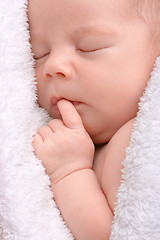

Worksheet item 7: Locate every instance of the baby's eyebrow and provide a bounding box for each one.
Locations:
[73,24,116,36]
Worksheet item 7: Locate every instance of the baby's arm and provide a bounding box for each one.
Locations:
[101,118,135,212]
[53,168,113,240]
[33,100,113,240]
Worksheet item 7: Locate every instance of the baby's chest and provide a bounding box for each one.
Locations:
[93,144,122,213]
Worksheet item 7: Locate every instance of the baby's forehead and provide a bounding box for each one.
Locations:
[28,0,159,34]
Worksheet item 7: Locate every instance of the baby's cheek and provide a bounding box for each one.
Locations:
[35,78,48,108]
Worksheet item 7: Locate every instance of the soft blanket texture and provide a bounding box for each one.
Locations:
[0,1,160,240]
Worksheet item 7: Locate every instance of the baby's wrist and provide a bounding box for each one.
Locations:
[50,167,93,188]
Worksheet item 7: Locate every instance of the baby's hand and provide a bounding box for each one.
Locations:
[33,99,95,185]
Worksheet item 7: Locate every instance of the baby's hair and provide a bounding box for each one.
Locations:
[129,0,160,21]
[129,0,160,40]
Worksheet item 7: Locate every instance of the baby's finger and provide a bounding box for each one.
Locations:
[37,126,53,141]
[48,119,64,132]
[32,133,43,147]
[57,99,84,129]
[32,134,44,159]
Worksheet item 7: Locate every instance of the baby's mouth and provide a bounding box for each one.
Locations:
[51,96,81,115]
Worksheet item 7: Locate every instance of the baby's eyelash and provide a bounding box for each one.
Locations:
[79,48,99,53]
[77,47,106,54]
[34,52,49,60]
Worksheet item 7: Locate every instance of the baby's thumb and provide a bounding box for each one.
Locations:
[57,99,84,129]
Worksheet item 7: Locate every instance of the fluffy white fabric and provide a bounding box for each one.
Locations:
[110,57,160,239]
[0,1,73,239]
[0,0,160,240]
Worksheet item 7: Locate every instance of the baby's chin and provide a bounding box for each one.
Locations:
[84,124,112,145]
[90,133,110,145]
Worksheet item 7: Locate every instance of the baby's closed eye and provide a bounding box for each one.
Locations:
[34,52,50,60]
[76,36,112,54]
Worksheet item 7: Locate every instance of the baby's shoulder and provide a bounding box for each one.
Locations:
[101,118,135,212]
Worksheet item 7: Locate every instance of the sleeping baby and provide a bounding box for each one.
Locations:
[28,0,160,239]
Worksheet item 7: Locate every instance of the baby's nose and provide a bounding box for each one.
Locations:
[43,52,74,80]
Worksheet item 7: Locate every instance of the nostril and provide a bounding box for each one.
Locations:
[46,72,66,78]
[56,72,66,77]
[45,73,52,78]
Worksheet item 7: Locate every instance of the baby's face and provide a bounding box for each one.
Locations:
[28,0,159,144]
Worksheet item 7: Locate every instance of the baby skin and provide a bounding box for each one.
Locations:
[28,0,160,239]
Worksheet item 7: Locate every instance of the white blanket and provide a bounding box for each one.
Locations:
[0,1,160,239]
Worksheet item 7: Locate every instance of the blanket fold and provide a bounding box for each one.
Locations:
[0,1,160,239]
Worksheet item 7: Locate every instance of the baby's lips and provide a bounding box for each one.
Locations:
[51,96,81,106]
[51,97,61,115]
[71,101,81,106]
[51,96,60,105]
[51,97,82,116]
